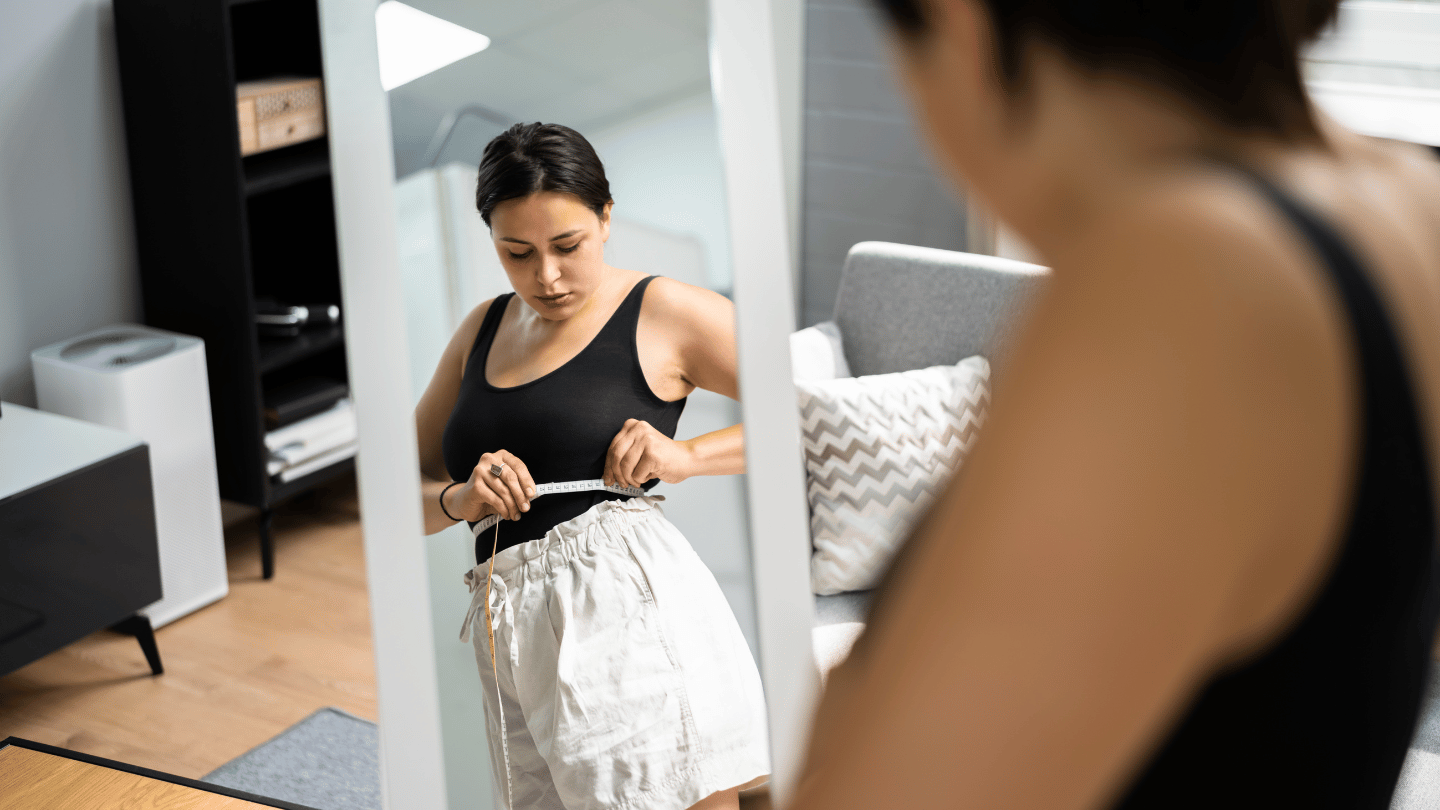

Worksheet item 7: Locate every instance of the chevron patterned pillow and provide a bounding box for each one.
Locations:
[798,356,990,595]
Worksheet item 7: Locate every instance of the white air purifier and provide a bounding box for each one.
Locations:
[32,324,228,628]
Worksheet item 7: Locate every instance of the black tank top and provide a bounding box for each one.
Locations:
[441,276,687,563]
[1114,169,1439,808]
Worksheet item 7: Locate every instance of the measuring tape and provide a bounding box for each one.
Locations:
[468,478,650,537]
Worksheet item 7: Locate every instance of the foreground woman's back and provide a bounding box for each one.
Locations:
[1110,155,1440,808]
[793,1,1440,808]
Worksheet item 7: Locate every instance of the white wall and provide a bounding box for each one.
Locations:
[0,0,139,407]
[587,93,733,292]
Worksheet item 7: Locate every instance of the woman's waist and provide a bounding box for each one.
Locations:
[474,490,640,562]
[475,494,668,574]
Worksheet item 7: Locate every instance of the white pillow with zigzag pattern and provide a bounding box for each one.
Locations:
[797,356,990,595]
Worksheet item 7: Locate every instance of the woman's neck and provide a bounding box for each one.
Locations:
[516,264,626,331]
[981,48,1310,261]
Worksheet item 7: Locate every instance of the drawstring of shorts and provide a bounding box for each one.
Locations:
[486,520,513,810]
[460,521,514,810]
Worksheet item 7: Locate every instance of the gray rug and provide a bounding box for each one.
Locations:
[203,707,380,810]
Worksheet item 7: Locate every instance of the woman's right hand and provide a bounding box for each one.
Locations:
[447,450,537,522]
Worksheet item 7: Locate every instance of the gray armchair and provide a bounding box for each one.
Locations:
[812,241,1049,634]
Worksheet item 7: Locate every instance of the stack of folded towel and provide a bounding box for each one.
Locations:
[265,398,358,482]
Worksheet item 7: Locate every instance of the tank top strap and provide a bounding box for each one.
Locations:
[468,292,515,364]
[613,275,658,329]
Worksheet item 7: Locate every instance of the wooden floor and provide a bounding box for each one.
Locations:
[0,477,374,780]
[0,746,275,810]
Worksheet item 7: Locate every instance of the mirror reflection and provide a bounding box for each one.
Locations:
[384,2,770,807]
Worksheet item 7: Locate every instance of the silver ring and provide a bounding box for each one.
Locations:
[490,462,507,479]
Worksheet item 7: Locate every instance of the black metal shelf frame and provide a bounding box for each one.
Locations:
[114,0,351,581]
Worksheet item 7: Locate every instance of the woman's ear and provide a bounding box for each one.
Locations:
[600,201,613,243]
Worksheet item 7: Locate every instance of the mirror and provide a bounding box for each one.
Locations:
[319,0,792,807]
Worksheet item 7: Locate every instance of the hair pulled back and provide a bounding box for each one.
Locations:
[872,0,1342,134]
[475,122,612,227]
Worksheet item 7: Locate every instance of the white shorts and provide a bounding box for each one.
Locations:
[461,496,770,810]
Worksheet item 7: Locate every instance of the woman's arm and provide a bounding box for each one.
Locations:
[414,298,537,534]
[414,299,489,535]
[606,278,746,488]
[793,196,1356,809]
[604,420,744,488]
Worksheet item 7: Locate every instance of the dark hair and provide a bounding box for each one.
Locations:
[474,122,612,226]
[871,0,1342,134]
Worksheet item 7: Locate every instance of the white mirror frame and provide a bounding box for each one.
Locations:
[319,1,448,808]
[320,0,817,805]
[711,0,820,804]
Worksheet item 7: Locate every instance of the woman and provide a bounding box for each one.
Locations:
[797,2,1440,809]
[415,123,768,810]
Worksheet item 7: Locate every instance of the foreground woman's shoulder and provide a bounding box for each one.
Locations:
[1064,172,1318,300]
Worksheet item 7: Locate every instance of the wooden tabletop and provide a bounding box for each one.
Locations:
[0,742,304,810]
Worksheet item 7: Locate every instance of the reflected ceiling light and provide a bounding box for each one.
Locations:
[375,1,490,91]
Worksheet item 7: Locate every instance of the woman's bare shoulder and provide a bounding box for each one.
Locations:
[1372,138,1440,233]
[1064,169,1337,312]
[638,276,734,334]
[643,275,731,309]
[1356,131,1440,185]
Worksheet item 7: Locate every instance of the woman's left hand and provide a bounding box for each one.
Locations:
[605,418,695,489]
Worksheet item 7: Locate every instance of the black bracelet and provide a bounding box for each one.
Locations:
[439,481,464,522]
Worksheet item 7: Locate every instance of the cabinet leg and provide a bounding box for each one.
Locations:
[259,507,275,580]
[112,615,164,676]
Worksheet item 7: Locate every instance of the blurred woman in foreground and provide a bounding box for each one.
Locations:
[796,2,1440,808]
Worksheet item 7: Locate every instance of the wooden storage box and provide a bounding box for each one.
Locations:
[236,77,325,156]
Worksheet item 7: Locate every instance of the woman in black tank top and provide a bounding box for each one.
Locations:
[413,124,764,810]
[442,275,687,562]
[791,3,1440,810]
[412,127,745,559]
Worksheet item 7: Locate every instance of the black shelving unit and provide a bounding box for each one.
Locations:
[113,0,353,579]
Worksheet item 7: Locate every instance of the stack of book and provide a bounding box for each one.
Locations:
[265,398,357,483]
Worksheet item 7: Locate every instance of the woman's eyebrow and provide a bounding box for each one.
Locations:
[498,229,582,245]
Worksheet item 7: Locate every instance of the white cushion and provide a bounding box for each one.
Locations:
[798,356,990,595]
[813,622,865,686]
[790,321,852,381]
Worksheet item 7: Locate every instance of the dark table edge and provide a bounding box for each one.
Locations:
[0,737,324,810]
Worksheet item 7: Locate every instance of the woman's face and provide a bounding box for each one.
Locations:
[489,191,612,321]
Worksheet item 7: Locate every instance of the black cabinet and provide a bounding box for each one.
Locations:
[0,405,163,677]
[112,0,354,578]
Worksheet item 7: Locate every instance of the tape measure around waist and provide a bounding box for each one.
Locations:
[469,479,650,537]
